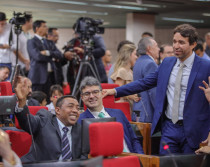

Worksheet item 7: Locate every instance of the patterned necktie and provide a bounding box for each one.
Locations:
[172,63,185,124]
[98,112,105,118]
[61,127,72,160]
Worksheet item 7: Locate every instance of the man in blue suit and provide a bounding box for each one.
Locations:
[27,20,62,97]
[133,37,159,122]
[104,24,210,155]
[78,76,144,154]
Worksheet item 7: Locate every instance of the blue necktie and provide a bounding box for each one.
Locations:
[61,127,72,160]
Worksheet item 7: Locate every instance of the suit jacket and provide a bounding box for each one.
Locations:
[15,106,87,162]
[27,36,62,85]
[133,55,157,122]
[77,108,144,154]
[116,55,210,148]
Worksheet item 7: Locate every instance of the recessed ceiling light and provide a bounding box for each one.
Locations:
[38,0,88,5]
[93,3,147,10]
[203,13,210,16]
[162,17,204,23]
[117,1,161,8]
[57,9,108,15]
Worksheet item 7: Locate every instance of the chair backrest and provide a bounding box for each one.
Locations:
[89,122,141,167]
[6,130,32,157]
[15,106,48,129]
[0,82,13,95]
[89,122,124,157]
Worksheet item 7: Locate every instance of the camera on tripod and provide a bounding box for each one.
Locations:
[74,17,104,42]
[9,12,26,26]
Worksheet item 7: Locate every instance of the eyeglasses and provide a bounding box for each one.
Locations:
[81,90,101,98]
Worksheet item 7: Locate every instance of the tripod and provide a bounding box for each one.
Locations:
[10,24,22,84]
[71,46,101,97]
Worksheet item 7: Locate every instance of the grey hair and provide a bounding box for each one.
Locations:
[80,76,102,92]
[137,37,153,56]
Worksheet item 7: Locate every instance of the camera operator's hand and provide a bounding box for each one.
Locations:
[24,59,30,71]
[74,47,84,54]
[64,51,75,60]
[0,44,10,49]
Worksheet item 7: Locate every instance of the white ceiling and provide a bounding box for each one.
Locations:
[1,0,210,28]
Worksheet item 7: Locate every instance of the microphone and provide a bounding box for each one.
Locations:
[26,113,38,161]
[162,141,178,167]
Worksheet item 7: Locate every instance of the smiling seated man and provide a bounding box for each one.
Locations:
[14,76,87,162]
[78,76,144,154]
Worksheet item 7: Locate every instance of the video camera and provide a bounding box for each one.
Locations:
[74,17,104,42]
[9,12,26,26]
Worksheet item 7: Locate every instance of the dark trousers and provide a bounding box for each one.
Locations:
[32,72,55,103]
[159,119,198,155]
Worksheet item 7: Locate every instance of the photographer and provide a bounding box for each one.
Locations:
[0,12,31,80]
[18,13,33,76]
[64,20,107,90]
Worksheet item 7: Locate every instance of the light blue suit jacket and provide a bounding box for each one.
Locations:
[78,108,144,154]
[115,55,210,148]
[133,55,158,122]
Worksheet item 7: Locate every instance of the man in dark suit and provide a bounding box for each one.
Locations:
[27,20,62,97]
[77,76,144,154]
[133,37,159,122]
[14,77,87,162]
[104,24,210,155]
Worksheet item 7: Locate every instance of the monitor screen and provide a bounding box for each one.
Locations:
[0,95,16,115]
[22,156,103,167]
[81,117,116,155]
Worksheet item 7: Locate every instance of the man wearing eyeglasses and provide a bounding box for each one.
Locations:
[78,76,144,154]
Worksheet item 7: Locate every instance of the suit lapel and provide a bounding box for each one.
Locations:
[51,116,62,139]
[185,55,201,101]
[85,109,95,118]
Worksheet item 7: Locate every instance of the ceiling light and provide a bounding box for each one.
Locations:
[57,9,87,14]
[38,0,88,5]
[57,9,108,15]
[203,13,210,16]
[193,0,210,1]
[93,4,147,11]
[117,1,161,8]
[162,17,204,23]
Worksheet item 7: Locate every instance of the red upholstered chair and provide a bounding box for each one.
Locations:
[15,106,48,129]
[63,83,71,95]
[6,130,32,157]
[0,82,13,95]
[89,122,141,167]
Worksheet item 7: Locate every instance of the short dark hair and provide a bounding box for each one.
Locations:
[56,95,77,108]
[194,42,204,52]
[173,24,198,45]
[49,84,64,97]
[117,40,134,53]
[159,44,172,54]
[33,20,46,33]
[31,91,47,104]
[25,14,32,22]
[142,32,153,38]
[48,28,57,35]
[0,66,10,71]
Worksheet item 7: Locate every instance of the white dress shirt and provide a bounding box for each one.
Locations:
[0,23,17,64]
[57,118,72,160]
[88,106,130,152]
[165,52,195,120]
